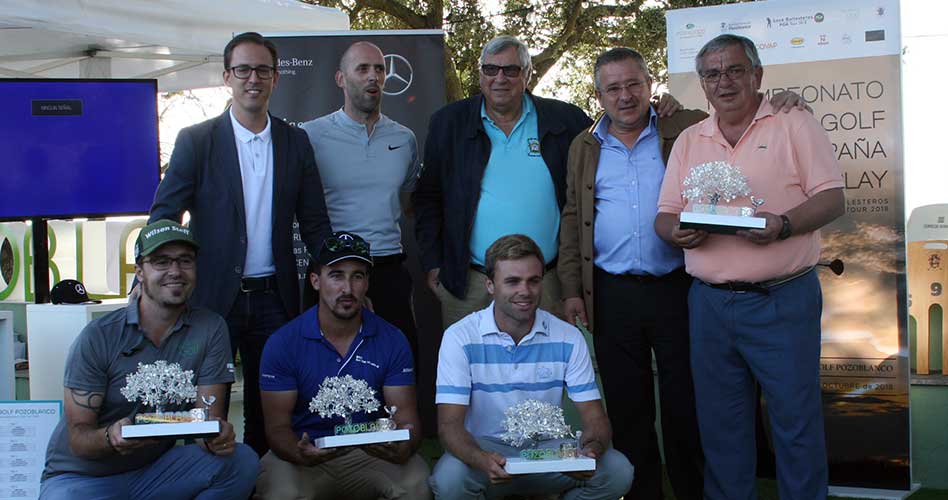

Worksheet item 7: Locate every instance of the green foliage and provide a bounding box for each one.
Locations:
[307,0,750,114]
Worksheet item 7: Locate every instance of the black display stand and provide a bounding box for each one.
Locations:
[31,218,50,304]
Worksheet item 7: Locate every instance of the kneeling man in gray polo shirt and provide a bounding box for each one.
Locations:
[39,220,258,500]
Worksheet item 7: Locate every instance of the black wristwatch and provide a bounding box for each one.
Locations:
[777,214,792,240]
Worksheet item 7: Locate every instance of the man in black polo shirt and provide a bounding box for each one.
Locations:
[39,220,258,499]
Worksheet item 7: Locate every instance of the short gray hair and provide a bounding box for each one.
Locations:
[480,35,533,80]
[695,34,761,73]
[593,47,651,90]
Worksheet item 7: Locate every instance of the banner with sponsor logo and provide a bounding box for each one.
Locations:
[266,31,446,431]
[667,0,909,491]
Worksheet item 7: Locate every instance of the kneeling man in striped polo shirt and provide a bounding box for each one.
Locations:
[429,234,633,499]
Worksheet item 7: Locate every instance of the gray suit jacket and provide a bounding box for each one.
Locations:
[149,109,331,318]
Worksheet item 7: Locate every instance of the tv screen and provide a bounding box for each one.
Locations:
[0,79,160,221]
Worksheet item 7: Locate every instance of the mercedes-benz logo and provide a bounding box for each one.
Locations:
[383,54,413,96]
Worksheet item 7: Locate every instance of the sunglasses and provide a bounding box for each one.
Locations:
[322,235,370,255]
[481,64,523,78]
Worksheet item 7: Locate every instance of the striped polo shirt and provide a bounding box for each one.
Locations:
[435,303,601,439]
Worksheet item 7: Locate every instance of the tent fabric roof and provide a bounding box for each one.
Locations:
[0,0,349,91]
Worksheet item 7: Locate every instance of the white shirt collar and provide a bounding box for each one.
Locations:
[477,302,550,340]
[230,107,271,144]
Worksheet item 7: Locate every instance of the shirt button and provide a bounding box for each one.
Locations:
[337,358,341,363]
[234,266,242,274]
[632,204,638,209]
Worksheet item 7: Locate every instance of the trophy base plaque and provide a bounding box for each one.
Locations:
[504,456,596,474]
[679,211,766,234]
[122,420,220,440]
[314,429,410,449]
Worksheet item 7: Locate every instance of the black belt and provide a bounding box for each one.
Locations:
[240,275,276,293]
[372,253,406,265]
[470,257,558,275]
[596,266,687,283]
[700,267,813,295]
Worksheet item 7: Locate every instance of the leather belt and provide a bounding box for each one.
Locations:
[700,267,814,295]
[596,266,687,283]
[372,253,406,265]
[240,275,276,293]
[470,257,558,275]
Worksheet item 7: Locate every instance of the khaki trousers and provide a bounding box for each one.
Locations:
[434,268,563,329]
[255,449,432,500]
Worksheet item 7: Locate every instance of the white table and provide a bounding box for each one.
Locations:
[26,300,126,401]
[0,312,14,399]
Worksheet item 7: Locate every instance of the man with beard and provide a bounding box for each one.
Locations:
[149,32,332,457]
[429,234,632,500]
[40,220,258,499]
[300,41,421,362]
[257,232,430,499]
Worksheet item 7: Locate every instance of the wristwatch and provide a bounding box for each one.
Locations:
[777,214,792,240]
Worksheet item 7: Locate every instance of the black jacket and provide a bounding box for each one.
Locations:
[414,93,593,299]
[149,110,331,318]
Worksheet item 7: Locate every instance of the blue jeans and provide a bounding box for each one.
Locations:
[39,443,259,500]
[429,437,633,500]
[689,271,828,500]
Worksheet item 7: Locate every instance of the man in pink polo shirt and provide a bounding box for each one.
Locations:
[655,34,844,500]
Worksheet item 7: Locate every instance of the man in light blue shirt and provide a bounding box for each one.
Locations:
[300,41,421,358]
[430,234,632,500]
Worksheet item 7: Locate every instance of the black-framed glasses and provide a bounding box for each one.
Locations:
[144,255,196,271]
[323,236,370,255]
[699,65,749,83]
[228,65,276,80]
[602,79,649,98]
[481,64,523,78]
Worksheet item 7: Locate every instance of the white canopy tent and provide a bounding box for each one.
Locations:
[0,0,349,91]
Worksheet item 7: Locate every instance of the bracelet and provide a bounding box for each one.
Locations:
[104,424,119,453]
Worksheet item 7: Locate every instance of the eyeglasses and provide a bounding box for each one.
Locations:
[481,64,523,78]
[323,235,370,255]
[601,79,649,98]
[228,65,276,80]
[144,255,196,271]
[699,65,749,83]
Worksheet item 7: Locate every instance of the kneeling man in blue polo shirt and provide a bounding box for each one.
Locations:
[257,231,430,499]
[39,220,258,500]
[430,234,633,499]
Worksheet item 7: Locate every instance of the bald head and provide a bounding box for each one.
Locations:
[336,41,386,119]
[339,41,384,72]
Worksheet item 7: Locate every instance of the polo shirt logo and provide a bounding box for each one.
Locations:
[354,355,380,369]
[537,367,553,381]
[757,144,768,150]
[180,341,199,357]
[527,138,541,156]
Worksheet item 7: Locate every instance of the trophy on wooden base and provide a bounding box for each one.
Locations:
[500,400,596,474]
[120,360,220,439]
[309,375,409,448]
[678,161,767,234]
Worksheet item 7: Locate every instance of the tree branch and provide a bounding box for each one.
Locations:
[351,0,431,29]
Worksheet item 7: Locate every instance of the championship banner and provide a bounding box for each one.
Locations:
[266,30,447,430]
[667,1,909,492]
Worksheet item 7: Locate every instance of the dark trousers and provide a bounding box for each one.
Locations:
[689,272,827,500]
[593,267,704,500]
[366,256,419,365]
[225,288,289,458]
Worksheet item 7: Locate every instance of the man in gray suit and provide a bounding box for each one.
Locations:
[148,31,332,457]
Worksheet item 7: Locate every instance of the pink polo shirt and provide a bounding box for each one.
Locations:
[658,99,843,283]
